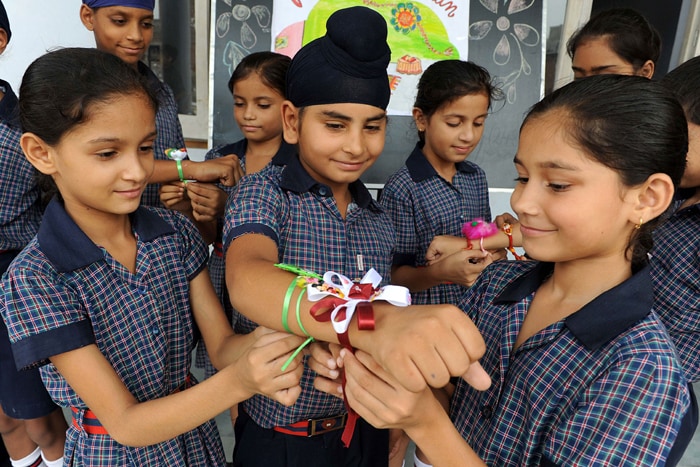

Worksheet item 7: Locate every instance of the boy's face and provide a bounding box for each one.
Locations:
[80,5,154,67]
[282,102,386,195]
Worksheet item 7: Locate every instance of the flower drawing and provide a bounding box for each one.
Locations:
[391,3,421,35]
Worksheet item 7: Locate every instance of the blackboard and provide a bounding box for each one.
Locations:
[211,1,544,189]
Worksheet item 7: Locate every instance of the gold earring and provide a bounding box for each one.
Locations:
[635,218,644,230]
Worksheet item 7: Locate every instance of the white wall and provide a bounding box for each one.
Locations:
[2,1,93,92]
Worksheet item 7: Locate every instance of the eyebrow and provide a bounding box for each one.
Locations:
[571,64,617,73]
[513,156,579,171]
[87,131,157,144]
[321,110,387,123]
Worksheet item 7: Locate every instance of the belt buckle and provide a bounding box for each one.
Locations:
[307,414,346,436]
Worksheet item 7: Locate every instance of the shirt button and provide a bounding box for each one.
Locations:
[318,187,328,196]
[152,327,160,335]
[480,405,493,419]
[137,285,148,294]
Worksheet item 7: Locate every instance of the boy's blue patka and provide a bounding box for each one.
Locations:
[82,0,155,10]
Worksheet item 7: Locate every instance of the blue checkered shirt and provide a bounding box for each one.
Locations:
[223,154,396,428]
[1,199,225,466]
[0,80,42,250]
[650,200,700,382]
[380,143,490,305]
[138,63,186,208]
[451,261,693,466]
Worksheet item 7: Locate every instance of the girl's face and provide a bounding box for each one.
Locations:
[511,111,638,264]
[80,5,154,67]
[232,73,285,144]
[49,93,156,220]
[414,92,489,170]
[572,37,653,79]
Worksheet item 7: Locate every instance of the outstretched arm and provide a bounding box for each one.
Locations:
[226,233,491,392]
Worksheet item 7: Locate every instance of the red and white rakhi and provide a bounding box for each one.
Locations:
[307,268,411,447]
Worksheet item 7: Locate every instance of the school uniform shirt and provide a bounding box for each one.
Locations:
[195,139,295,375]
[0,80,42,251]
[138,62,186,208]
[223,153,396,428]
[450,260,693,466]
[380,143,490,306]
[1,199,225,467]
[205,139,296,321]
[650,199,700,382]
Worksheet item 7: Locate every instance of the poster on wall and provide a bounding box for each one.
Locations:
[271,0,470,116]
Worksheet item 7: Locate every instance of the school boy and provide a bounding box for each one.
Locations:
[80,0,243,207]
[222,7,396,465]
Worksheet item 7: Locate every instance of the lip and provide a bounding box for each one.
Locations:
[453,145,473,155]
[519,224,553,237]
[241,125,260,132]
[120,46,144,56]
[115,188,144,199]
[333,160,366,171]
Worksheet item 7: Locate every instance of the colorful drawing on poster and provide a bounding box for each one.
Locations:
[272,0,469,115]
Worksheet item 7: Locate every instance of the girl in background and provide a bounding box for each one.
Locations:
[3,47,303,466]
[161,51,294,380]
[567,8,660,79]
[380,60,504,307]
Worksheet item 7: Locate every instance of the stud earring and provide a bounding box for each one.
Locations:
[635,218,644,230]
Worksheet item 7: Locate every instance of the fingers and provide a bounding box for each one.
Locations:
[494,212,518,228]
[307,342,339,379]
[313,375,343,399]
[461,362,491,391]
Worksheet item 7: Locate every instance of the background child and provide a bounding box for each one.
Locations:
[567,8,660,79]
[2,47,304,466]
[333,75,695,466]
[161,51,294,381]
[652,56,700,384]
[0,4,67,466]
[80,0,243,207]
[381,60,504,306]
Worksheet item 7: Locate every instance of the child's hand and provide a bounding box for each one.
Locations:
[308,342,342,398]
[159,181,190,213]
[234,326,305,406]
[361,303,491,393]
[433,249,495,287]
[494,212,519,229]
[189,155,244,186]
[341,349,442,431]
[184,182,228,222]
[425,235,465,265]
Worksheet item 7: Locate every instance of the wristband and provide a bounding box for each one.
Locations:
[413,452,433,467]
[176,159,185,182]
[281,277,297,334]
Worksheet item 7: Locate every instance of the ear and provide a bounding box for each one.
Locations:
[639,60,655,79]
[412,107,427,132]
[628,173,674,226]
[80,4,96,31]
[0,29,8,55]
[20,133,58,175]
[281,100,300,145]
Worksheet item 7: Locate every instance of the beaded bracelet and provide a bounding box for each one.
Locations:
[502,222,524,260]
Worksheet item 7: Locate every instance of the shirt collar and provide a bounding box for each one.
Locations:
[0,79,19,127]
[37,197,175,272]
[494,262,653,351]
[279,154,375,209]
[406,142,477,182]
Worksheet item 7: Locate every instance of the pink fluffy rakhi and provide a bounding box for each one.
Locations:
[462,218,499,253]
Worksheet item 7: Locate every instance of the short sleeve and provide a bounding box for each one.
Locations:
[156,208,209,280]
[2,258,95,369]
[380,171,419,267]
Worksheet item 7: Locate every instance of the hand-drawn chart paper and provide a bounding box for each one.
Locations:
[271,0,470,116]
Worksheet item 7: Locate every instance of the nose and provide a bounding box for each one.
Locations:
[124,150,151,183]
[459,124,475,142]
[510,181,537,218]
[342,128,364,157]
[126,22,144,43]
[243,104,255,121]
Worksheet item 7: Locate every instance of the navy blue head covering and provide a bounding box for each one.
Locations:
[0,0,11,43]
[286,6,391,110]
[83,0,155,10]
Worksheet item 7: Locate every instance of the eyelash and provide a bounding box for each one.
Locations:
[514,177,570,192]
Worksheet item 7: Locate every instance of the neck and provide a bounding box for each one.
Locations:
[245,135,283,174]
[680,187,700,209]
[64,203,133,247]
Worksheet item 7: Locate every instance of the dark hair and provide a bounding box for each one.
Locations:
[414,60,503,141]
[227,51,291,97]
[661,56,700,125]
[566,8,661,71]
[523,75,687,271]
[19,47,158,198]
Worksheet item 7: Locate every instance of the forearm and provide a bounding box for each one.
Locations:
[391,264,444,292]
[406,412,486,467]
[150,159,186,184]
